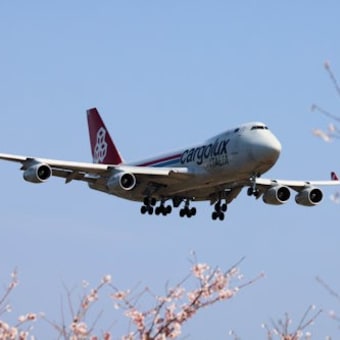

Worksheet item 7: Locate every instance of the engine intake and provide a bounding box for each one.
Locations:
[107,172,137,192]
[262,185,291,205]
[23,163,52,183]
[120,173,136,190]
[295,187,323,206]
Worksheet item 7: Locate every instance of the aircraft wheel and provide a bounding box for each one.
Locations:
[155,207,161,215]
[214,202,221,212]
[179,209,185,217]
[148,206,154,215]
[190,207,197,216]
[212,211,218,220]
[221,203,227,212]
[247,187,253,196]
[141,206,147,214]
[166,205,172,214]
[219,212,225,221]
[161,206,168,216]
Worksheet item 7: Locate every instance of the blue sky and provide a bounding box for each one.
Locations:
[1,1,340,338]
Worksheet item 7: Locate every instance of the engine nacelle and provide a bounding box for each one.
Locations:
[23,163,52,183]
[262,185,291,205]
[107,172,137,192]
[295,187,323,206]
[120,172,136,190]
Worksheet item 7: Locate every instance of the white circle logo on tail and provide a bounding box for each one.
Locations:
[94,127,108,163]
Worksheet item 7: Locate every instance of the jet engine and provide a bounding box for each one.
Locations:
[295,187,323,206]
[107,172,137,192]
[262,185,291,205]
[23,163,52,183]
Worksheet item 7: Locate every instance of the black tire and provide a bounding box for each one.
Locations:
[141,206,147,214]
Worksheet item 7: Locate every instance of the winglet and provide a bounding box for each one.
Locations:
[331,171,339,181]
[87,108,124,165]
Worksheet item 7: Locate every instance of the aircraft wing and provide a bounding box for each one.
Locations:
[255,177,340,191]
[246,174,340,206]
[0,153,110,172]
[0,153,192,184]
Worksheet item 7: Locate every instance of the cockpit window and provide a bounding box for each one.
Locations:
[234,128,240,133]
[251,125,268,130]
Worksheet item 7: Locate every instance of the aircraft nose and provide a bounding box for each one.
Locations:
[255,134,281,164]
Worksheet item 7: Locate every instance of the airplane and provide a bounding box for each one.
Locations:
[0,107,339,221]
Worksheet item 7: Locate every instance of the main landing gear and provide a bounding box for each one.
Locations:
[140,197,197,218]
[155,203,172,216]
[140,197,156,215]
[211,200,227,221]
[140,197,228,221]
[140,197,172,216]
[179,200,197,218]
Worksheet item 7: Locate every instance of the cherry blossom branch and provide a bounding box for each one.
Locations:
[0,270,37,340]
[316,276,340,326]
[110,257,262,340]
[324,60,340,98]
[312,61,340,142]
[42,274,112,339]
[0,259,261,339]
[261,305,322,340]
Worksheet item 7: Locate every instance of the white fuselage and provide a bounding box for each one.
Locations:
[97,122,282,202]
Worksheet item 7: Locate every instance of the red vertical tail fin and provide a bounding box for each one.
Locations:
[331,171,339,181]
[87,108,124,165]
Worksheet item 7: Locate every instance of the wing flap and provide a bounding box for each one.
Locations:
[116,164,194,178]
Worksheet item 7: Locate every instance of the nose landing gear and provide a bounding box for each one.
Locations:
[247,174,261,198]
[247,187,260,198]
